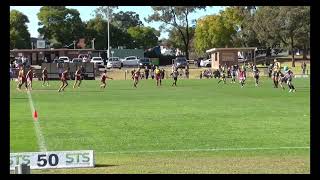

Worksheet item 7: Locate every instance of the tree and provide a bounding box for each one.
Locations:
[253,6,310,67]
[37,6,85,48]
[10,10,31,49]
[146,6,206,59]
[85,16,134,50]
[112,11,143,30]
[168,26,195,53]
[127,26,160,49]
[194,7,242,53]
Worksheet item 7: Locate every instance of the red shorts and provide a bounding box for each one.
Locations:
[76,76,81,80]
[134,76,139,80]
[61,77,67,81]
[156,74,161,80]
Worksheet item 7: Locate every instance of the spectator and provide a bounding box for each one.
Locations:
[301,61,307,74]
[200,71,202,79]
[151,68,155,79]
[185,68,189,79]
[161,68,165,79]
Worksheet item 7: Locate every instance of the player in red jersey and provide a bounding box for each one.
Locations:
[238,67,246,88]
[73,67,82,88]
[133,68,141,88]
[100,70,113,88]
[58,67,70,92]
[42,67,49,87]
[17,66,27,91]
[26,67,34,90]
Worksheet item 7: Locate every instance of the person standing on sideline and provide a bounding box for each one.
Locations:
[42,67,49,86]
[171,69,179,86]
[301,62,307,74]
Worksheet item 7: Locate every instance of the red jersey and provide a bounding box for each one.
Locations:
[75,70,81,80]
[26,70,33,81]
[239,71,245,79]
[101,73,107,82]
[134,71,140,79]
[61,71,68,80]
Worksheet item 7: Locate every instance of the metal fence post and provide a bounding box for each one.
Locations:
[15,164,30,174]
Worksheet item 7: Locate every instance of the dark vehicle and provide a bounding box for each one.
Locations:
[71,58,83,63]
[174,57,188,69]
[138,58,151,68]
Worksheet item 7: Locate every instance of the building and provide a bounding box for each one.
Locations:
[206,47,257,69]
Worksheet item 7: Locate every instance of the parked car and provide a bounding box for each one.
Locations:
[174,57,188,69]
[59,56,70,63]
[107,57,122,69]
[52,59,64,63]
[78,54,91,62]
[138,58,151,68]
[71,58,83,63]
[121,56,140,67]
[200,59,211,67]
[91,57,104,67]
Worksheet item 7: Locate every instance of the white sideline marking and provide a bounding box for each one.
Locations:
[99,146,310,154]
[27,90,47,152]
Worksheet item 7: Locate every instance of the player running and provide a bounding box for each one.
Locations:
[155,66,162,86]
[282,66,296,92]
[100,70,113,88]
[26,67,34,91]
[171,69,179,86]
[17,66,27,91]
[252,65,260,87]
[73,67,82,88]
[272,59,281,88]
[238,67,246,88]
[42,67,49,86]
[58,67,70,92]
[133,68,141,88]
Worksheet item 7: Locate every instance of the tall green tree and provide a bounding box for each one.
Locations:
[112,11,143,30]
[253,6,310,67]
[127,26,160,49]
[146,6,206,59]
[10,10,31,49]
[37,6,85,48]
[85,16,134,50]
[194,7,242,53]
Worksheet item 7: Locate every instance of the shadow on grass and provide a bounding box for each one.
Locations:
[95,164,119,168]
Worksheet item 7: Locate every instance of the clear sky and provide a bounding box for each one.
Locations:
[10,6,225,39]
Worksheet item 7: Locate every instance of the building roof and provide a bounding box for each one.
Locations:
[206,47,257,53]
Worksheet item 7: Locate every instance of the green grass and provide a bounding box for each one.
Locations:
[10,77,310,174]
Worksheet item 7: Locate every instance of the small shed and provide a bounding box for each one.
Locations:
[206,47,257,69]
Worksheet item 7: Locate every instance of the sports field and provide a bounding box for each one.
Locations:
[10,76,310,174]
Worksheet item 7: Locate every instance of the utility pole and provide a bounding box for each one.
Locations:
[92,38,95,50]
[73,40,76,49]
[107,6,110,59]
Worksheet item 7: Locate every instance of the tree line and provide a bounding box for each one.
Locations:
[10,6,310,66]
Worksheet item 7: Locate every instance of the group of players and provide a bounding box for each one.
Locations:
[15,58,296,92]
[216,59,296,92]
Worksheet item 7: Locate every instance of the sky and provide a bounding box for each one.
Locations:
[10,6,225,39]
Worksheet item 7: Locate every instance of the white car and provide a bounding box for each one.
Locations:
[91,57,104,67]
[200,59,211,67]
[59,56,70,63]
[107,57,122,69]
[121,56,140,67]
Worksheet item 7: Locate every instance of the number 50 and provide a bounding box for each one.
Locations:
[37,154,59,167]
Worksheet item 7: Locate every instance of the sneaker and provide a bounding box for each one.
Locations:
[289,89,292,92]
[293,89,296,92]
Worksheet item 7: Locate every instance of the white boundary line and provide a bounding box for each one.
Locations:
[99,146,310,154]
[27,90,47,152]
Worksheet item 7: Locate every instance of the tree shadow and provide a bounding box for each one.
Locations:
[95,164,118,168]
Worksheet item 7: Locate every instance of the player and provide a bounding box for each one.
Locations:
[17,66,27,91]
[231,65,237,83]
[73,67,82,88]
[283,66,296,92]
[272,59,281,88]
[218,66,226,84]
[26,67,33,91]
[133,68,141,88]
[58,67,70,92]
[100,70,113,88]
[171,69,179,86]
[42,67,49,86]
[252,65,260,87]
[155,66,162,86]
[238,67,246,88]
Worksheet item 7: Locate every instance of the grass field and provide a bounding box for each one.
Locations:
[10,76,310,174]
